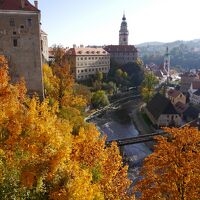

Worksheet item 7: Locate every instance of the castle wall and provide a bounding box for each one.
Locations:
[0,10,44,98]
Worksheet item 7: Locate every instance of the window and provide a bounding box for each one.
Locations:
[13,39,18,47]
[27,18,32,26]
[20,25,24,29]
[13,31,17,35]
[10,18,15,27]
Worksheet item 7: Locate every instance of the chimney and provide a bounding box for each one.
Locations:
[80,44,84,48]
[34,0,38,9]
[21,0,25,8]
[73,44,76,48]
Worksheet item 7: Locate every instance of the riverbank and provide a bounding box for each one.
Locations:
[130,103,156,151]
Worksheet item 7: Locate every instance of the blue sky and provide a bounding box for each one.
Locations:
[30,0,200,47]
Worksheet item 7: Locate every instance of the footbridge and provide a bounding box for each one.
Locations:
[105,131,167,146]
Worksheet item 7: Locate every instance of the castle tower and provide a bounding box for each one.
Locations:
[119,13,129,45]
[164,46,170,78]
[0,0,44,98]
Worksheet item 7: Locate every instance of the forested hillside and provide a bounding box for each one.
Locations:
[136,39,200,70]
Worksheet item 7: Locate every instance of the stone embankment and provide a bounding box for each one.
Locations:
[130,103,156,150]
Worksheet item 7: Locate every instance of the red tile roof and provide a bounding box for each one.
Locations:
[0,0,39,12]
[168,89,182,98]
[104,45,138,52]
[192,81,200,89]
[66,47,109,56]
[174,101,188,114]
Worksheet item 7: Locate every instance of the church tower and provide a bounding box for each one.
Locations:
[164,46,170,78]
[119,13,129,45]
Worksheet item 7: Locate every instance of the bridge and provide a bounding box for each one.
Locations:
[105,131,167,146]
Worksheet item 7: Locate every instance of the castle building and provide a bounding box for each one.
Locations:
[0,0,44,98]
[65,47,110,81]
[104,13,138,65]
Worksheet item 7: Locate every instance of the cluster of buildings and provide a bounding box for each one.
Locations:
[145,47,180,83]
[145,69,200,128]
[0,0,138,96]
[64,13,138,81]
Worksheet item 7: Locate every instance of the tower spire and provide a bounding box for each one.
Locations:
[119,12,129,45]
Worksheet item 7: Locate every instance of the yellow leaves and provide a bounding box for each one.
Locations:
[135,127,200,200]
[0,55,9,90]
[0,57,133,199]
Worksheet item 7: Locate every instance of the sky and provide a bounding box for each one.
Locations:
[30,0,200,47]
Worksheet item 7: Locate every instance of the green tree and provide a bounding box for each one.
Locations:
[91,90,110,108]
[96,71,104,81]
[141,71,158,103]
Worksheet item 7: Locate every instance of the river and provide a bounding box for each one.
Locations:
[90,100,152,184]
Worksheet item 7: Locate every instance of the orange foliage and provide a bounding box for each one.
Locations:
[135,126,200,200]
[0,55,134,199]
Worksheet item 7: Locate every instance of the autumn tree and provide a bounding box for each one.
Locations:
[135,126,200,200]
[0,55,135,199]
[50,45,66,67]
[140,71,158,103]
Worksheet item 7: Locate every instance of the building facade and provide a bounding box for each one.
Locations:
[104,45,138,65]
[0,0,44,98]
[167,89,186,105]
[41,29,48,64]
[145,93,181,127]
[104,14,138,65]
[65,47,110,81]
[180,72,199,93]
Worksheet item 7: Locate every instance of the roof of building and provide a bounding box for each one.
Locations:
[168,89,182,98]
[66,47,110,56]
[146,93,178,120]
[192,81,200,90]
[183,106,200,120]
[154,70,164,78]
[174,101,188,114]
[193,89,200,96]
[0,0,39,12]
[104,45,137,53]
[181,72,197,78]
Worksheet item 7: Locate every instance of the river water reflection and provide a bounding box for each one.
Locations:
[91,106,152,184]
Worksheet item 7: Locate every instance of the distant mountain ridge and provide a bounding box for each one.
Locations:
[136,39,200,69]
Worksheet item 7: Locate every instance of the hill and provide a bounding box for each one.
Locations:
[136,39,200,70]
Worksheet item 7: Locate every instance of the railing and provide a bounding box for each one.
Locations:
[105,131,167,146]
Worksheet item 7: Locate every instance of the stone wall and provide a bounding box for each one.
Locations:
[0,11,44,98]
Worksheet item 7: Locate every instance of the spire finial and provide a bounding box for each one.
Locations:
[122,11,126,20]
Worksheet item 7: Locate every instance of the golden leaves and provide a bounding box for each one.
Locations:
[135,126,200,200]
[0,57,134,199]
